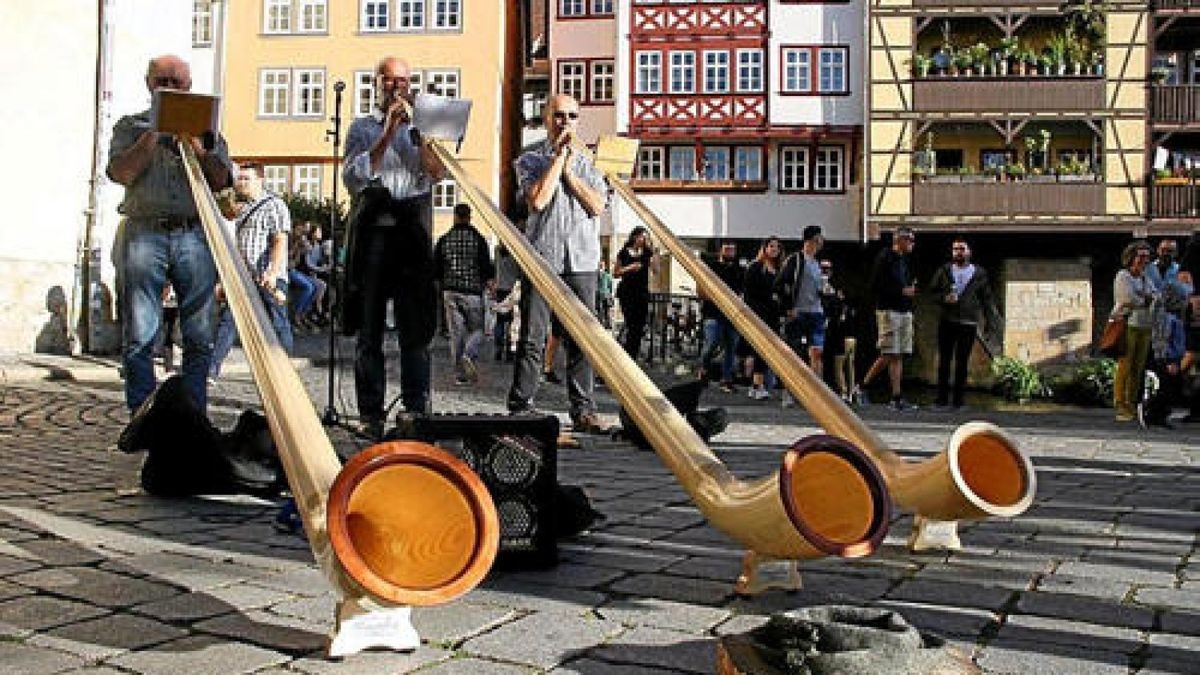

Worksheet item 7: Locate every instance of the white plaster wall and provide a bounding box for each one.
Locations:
[768,0,865,127]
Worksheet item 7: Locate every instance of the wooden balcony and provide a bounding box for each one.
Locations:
[1150,85,1200,125]
[913,0,1077,7]
[1150,183,1200,218]
[912,76,1105,113]
[1153,0,1200,10]
[629,179,768,193]
[913,179,1104,216]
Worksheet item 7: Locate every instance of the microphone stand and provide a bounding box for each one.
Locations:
[322,81,345,426]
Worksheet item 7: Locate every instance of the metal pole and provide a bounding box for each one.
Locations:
[322,81,345,426]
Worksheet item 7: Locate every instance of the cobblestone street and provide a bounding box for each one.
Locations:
[0,333,1197,674]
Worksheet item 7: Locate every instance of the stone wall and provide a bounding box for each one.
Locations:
[1001,258,1094,366]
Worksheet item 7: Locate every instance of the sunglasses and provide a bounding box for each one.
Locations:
[552,111,580,120]
[151,76,187,88]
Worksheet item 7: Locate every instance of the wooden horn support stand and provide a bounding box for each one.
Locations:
[599,137,1037,552]
[179,141,499,655]
[426,139,891,594]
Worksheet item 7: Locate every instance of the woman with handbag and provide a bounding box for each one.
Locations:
[1112,242,1158,423]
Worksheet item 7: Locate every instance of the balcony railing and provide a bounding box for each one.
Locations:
[912,76,1105,113]
[629,179,769,192]
[1150,183,1200,218]
[1153,0,1200,10]
[913,179,1104,216]
[913,0,1076,6]
[1150,85,1200,124]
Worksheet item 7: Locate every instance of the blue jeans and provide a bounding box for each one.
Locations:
[210,280,294,379]
[122,220,216,412]
[699,316,739,382]
[288,269,316,316]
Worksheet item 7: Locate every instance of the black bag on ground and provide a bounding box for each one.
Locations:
[554,484,606,539]
[119,377,283,498]
[618,379,729,450]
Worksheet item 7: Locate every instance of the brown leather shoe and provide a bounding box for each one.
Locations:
[572,413,609,435]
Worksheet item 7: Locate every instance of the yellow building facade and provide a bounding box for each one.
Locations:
[221,0,509,235]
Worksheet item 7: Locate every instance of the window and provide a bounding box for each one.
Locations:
[259,69,290,116]
[433,0,462,29]
[424,69,460,97]
[294,69,325,116]
[264,165,289,195]
[293,165,321,200]
[780,146,808,191]
[192,1,213,47]
[669,51,695,94]
[818,48,847,93]
[734,146,761,181]
[814,146,844,191]
[703,147,730,181]
[638,147,664,180]
[298,0,327,32]
[561,0,585,16]
[737,49,763,92]
[362,1,389,31]
[636,52,662,94]
[265,0,291,33]
[783,49,811,93]
[354,71,376,115]
[559,62,585,101]
[935,149,964,171]
[409,71,424,95]
[980,149,1015,172]
[396,0,424,29]
[704,51,729,94]
[592,0,614,13]
[433,180,457,209]
[591,61,615,103]
[669,147,697,180]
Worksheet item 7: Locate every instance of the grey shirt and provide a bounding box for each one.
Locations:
[794,253,824,314]
[514,139,608,275]
[107,110,233,219]
[1113,269,1156,329]
[342,110,431,200]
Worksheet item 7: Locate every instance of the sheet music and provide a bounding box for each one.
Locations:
[412,93,472,143]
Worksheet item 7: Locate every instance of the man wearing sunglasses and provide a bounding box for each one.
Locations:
[107,54,233,415]
[507,94,610,434]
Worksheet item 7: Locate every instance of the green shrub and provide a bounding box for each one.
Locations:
[280,193,347,239]
[1050,358,1115,407]
[991,356,1052,402]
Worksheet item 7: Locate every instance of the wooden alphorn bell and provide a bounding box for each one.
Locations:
[424,138,892,593]
[178,141,499,655]
[596,135,1036,552]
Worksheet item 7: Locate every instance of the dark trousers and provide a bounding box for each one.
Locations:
[508,272,596,420]
[936,319,977,407]
[210,281,294,379]
[619,293,649,359]
[493,288,513,357]
[1144,358,1184,423]
[354,222,434,419]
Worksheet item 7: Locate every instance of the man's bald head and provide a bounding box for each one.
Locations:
[375,57,412,110]
[146,55,192,93]
[543,94,580,136]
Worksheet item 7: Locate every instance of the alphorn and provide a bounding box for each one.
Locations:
[599,138,1035,550]
[424,138,891,590]
[178,142,499,652]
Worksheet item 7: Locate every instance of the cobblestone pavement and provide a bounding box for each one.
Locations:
[0,332,1197,674]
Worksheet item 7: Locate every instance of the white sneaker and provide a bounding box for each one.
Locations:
[781,392,794,408]
[752,387,770,401]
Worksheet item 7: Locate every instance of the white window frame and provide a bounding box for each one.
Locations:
[638,146,664,180]
[668,146,697,180]
[669,51,695,94]
[818,48,847,94]
[259,68,291,117]
[264,0,292,34]
[591,61,615,103]
[814,146,844,192]
[561,0,585,17]
[783,49,812,93]
[703,51,729,94]
[424,69,460,97]
[736,49,763,93]
[293,68,325,117]
[734,146,762,181]
[558,61,586,101]
[361,1,389,31]
[433,180,457,209]
[298,0,327,32]
[432,0,462,29]
[703,147,730,181]
[293,165,322,200]
[409,70,425,95]
[354,70,376,116]
[264,165,289,195]
[192,1,213,47]
[591,0,614,14]
[780,146,809,191]
[635,51,662,94]
[395,0,424,30]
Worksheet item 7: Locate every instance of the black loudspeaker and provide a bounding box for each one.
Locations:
[393,414,560,569]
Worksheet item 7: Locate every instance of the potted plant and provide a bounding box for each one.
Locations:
[999,37,1019,76]
[930,168,961,183]
[954,51,974,77]
[1151,66,1171,84]
[1066,29,1086,76]
[1006,163,1027,181]
[909,54,932,79]
[969,42,991,76]
[1046,34,1068,76]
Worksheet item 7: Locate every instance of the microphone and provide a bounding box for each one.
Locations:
[334,81,345,94]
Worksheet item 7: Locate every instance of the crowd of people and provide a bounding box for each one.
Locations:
[112,53,1200,445]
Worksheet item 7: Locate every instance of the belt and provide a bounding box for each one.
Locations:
[136,215,199,230]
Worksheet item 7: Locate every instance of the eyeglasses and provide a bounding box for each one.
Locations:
[151,76,187,88]
[552,111,580,120]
